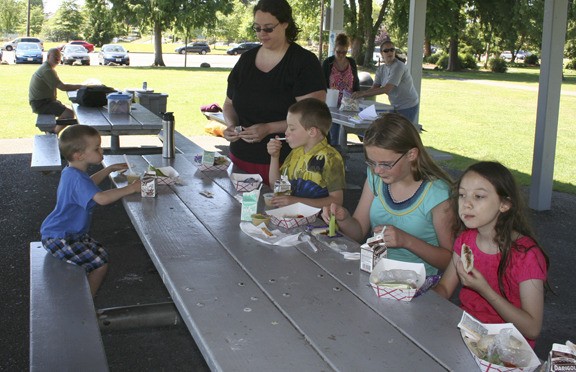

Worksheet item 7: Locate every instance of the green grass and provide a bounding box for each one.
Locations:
[3,62,575,194]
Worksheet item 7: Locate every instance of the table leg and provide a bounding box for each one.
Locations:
[111,135,120,152]
[338,124,348,153]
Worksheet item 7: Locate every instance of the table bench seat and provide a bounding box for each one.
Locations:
[29,242,108,371]
[30,134,62,172]
[35,114,57,132]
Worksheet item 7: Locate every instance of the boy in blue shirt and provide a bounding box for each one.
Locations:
[41,125,141,296]
[267,98,345,208]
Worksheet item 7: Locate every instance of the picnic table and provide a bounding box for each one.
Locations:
[68,91,163,152]
[102,135,477,371]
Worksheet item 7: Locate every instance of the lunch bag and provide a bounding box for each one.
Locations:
[76,85,116,107]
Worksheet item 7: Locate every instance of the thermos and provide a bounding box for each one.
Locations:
[161,112,175,159]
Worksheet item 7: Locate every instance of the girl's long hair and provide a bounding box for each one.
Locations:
[453,161,550,297]
[363,113,452,186]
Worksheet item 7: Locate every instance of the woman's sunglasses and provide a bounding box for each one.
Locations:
[252,23,280,33]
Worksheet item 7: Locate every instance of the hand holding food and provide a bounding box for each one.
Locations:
[461,243,474,273]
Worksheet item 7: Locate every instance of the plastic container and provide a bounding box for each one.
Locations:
[107,93,131,114]
[136,92,168,116]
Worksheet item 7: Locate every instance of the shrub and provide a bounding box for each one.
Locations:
[424,52,443,65]
[565,59,576,70]
[489,57,508,73]
[524,54,539,65]
[436,54,450,70]
[460,53,479,70]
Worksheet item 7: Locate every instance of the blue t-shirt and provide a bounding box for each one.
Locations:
[41,166,100,239]
[367,171,450,275]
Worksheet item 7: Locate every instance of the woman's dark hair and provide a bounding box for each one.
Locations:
[254,0,300,42]
[453,161,550,298]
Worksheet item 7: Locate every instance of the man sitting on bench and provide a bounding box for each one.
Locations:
[29,48,85,134]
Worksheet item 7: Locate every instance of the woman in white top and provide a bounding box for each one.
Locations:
[353,39,419,124]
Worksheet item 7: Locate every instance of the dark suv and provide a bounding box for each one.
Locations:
[226,42,261,55]
[3,37,43,51]
[175,42,211,55]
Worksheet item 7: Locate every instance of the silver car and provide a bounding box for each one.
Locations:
[61,45,90,65]
[98,44,130,66]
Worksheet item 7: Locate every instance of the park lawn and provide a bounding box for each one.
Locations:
[1,63,574,194]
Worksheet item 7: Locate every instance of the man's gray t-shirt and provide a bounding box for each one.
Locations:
[374,59,419,110]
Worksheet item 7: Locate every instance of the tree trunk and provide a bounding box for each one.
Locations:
[447,36,459,72]
[153,21,165,67]
[424,38,432,57]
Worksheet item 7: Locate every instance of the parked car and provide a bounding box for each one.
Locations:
[68,40,95,53]
[3,37,43,51]
[61,45,90,65]
[98,44,130,65]
[14,42,43,64]
[175,42,211,55]
[226,42,260,55]
[500,50,531,62]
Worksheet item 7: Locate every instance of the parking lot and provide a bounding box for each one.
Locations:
[1,49,240,68]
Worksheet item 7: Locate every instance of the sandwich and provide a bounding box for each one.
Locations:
[461,243,474,273]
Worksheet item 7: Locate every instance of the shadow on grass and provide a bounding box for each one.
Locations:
[428,147,576,195]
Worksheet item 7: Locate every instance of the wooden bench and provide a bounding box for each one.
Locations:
[29,242,108,371]
[30,134,62,172]
[35,114,56,132]
[35,114,77,133]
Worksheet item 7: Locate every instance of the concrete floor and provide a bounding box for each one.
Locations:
[1,135,574,370]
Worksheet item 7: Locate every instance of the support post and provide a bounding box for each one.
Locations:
[529,0,568,210]
[407,0,427,126]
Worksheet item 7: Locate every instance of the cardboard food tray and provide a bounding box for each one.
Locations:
[153,166,179,186]
[457,312,540,372]
[194,155,230,171]
[369,258,425,301]
[266,203,320,229]
[230,173,263,192]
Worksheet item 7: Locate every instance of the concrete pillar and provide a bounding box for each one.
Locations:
[328,0,344,57]
[529,0,568,210]
[407,0,427,125]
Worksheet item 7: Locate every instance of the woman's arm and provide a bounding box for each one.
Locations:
[273,190,343,209]
[222,97,241,142]
[239,90,327,143]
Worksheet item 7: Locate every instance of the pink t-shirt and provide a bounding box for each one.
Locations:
[455,229,547,347]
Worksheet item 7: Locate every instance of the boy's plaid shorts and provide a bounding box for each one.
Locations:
[42,234,109,273]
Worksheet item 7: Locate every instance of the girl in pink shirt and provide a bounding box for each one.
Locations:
[435,162,549,348]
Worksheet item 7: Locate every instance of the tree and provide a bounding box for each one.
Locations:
[49,0,85,41]
[0,0,25,34]
[84,0,115,46]
[110,0,233,66]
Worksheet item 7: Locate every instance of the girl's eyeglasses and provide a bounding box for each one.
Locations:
[365,152,407,171]
[381,48,395,53]
[252,23,280,33]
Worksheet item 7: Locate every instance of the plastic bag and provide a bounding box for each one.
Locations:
[486,328,533,368]
[339,91,360,111]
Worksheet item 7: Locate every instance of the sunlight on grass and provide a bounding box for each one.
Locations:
[2,64,574,193]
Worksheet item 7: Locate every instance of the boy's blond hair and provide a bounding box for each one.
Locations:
[59,125,100,161]
[288,98,332,136]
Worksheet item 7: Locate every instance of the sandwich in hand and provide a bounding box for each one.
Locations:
[461,243,474,273]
